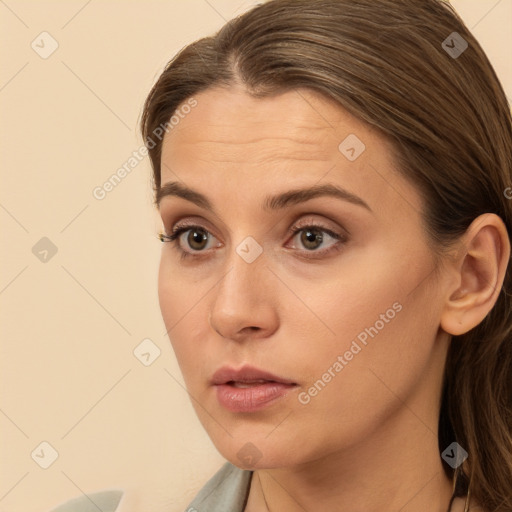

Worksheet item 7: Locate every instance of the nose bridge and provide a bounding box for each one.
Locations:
[217,237,267,306]
[209,235,276,337]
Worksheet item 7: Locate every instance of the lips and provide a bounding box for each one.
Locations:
[211,365,298,412]
[211,365,297,386]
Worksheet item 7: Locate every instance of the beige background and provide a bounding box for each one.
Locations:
[1,1,511,511]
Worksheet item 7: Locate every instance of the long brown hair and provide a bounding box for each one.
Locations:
[140,1,512,509]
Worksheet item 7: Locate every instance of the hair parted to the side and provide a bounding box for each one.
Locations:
[140,0,512,509]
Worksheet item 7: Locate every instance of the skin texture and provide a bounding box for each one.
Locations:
[157,86,509,512]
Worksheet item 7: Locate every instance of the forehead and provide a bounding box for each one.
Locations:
[158,86,425,226]
[161,86,381,164]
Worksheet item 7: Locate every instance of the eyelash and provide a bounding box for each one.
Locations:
[158,221,347,261]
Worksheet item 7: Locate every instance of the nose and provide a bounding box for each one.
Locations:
[208,247,279,342]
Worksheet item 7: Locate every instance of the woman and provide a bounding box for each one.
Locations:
[50,0,512,511]
[144,0,512,510]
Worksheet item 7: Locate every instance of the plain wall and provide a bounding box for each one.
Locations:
[1,1,511,511]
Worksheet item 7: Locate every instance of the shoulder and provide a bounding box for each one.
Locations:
[47,490,125,512]
[45,464,252,512]
[185,462,253,512]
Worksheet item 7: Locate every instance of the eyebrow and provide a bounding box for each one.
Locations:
[156,181,372,214]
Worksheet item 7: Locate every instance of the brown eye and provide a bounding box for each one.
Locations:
[166,225,220,255]
[186,228,209,251]
[289,224,343,254]
[300,228,325,250]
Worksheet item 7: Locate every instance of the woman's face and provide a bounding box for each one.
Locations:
[158,86,451,469]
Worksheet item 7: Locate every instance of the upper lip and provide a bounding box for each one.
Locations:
[211,365,297,385]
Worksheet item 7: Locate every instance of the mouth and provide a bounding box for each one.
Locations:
[211,365,298,412]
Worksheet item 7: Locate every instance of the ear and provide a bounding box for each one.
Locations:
[440,213,510,336]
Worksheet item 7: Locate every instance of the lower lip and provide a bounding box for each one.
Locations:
[215,382,297,412]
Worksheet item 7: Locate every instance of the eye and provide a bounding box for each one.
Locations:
[159,225,219,254]
[287,223,346,256]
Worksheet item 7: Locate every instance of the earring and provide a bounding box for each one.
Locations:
[463,486,471,512]
[453,466,471,512]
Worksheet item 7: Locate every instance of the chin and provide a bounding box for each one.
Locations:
[210,431,307,471]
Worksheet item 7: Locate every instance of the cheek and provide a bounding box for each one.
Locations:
[295,300,441,454]
[288,247,442,434]
[158,252,201,328]
[287,247,414,358]
[158,256,177,332]
[158,258,192,362]
[158,255,213,386]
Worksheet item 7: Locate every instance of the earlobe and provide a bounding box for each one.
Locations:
[440,214,510,336]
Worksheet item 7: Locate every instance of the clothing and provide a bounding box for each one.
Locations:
[184,462,253,512]
[48,490,125,512]
[46,463,252,512]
